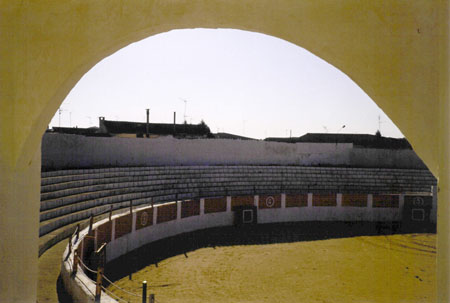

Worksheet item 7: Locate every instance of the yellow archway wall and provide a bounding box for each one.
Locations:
[0,1,448,302]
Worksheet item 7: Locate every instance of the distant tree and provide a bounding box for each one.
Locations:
[199,120,211,135]
[375,130,382,137]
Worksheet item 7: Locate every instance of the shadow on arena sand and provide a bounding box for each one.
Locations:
[103,221,435,283]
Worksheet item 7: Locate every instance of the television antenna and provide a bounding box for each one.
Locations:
[179,98,188,123]
[336,125,346,133]
[57,102,71,127]
[58,108,67,127]
[377,115,385,134]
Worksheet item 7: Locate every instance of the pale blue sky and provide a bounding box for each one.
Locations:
[50,29,404,139]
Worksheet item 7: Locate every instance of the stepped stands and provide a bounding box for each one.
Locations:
[39,165,436,256]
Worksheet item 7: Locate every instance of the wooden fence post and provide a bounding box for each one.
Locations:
[89,215,94,233]
[68,234,72,254]
[76,223,80,242]
[142,281,147,303]
[72,251,78,276]
[94,243,107,302]
[95,266,103,302]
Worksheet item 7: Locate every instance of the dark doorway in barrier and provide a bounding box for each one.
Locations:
[233,205,257,226]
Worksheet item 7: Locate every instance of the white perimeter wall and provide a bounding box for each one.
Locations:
[42,134,427,170]
[62,193,435,302]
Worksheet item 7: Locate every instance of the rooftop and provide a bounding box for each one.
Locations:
[265,133,412,149]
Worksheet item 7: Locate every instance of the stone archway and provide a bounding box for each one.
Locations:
[0,1,448,302]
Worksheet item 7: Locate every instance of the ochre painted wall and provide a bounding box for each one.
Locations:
[0,1,448,302]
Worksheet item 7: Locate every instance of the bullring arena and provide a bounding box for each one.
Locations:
[35,134,438,302]
[2,2,449,302]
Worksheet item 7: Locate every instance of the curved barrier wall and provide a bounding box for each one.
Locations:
[61,191,436,302]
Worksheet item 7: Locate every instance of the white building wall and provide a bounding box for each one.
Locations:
[41,133,427,170]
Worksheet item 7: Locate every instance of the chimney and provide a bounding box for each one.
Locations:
[173,112,176,135]
[99,117,106,133]
[146,109,149,138]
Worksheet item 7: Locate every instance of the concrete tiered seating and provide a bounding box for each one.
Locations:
[39,165,436,256]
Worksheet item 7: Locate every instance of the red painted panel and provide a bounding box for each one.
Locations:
[136,208,153,230]
[286,194,308,207]
[342,194,367,207]
[96,221,111,246]
[115,214,132,239]
[372,195,399,208]
[81,230,95,264]
[259,195,281,209]
[181,200,200,218]
[231,196,254,208]
[312,194,337,207]
[204,197,227,213]
[157,203,177,223]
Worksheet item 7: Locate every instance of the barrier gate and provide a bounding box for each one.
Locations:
[402,195,433,231]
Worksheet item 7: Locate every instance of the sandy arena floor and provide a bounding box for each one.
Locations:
[38,241,67,303]
[107,233,436,303]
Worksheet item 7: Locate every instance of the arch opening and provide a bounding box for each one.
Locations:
[47,28,405,141]
[43,29,437,302]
